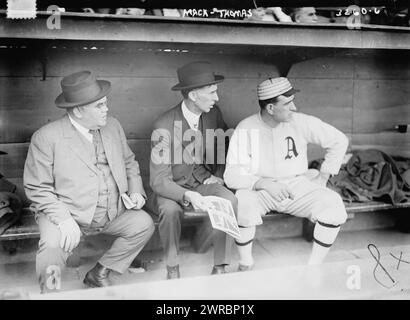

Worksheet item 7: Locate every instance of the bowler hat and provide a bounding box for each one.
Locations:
[171,61,224,91]
[55,71,111,108]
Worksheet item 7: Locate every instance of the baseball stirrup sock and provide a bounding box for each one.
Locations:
[313,221,341,248]
[235,226,255,267]
[308,222,341,265]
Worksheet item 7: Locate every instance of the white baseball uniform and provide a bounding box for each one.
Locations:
[224,111,349,227]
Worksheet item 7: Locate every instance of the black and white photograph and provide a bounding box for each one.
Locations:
[0,0,409,307]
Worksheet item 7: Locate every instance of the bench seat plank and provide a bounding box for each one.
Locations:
[1,201,410,241]
[345,201,410,213]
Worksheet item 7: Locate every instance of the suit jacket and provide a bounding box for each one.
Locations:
[23,115,145,226]
[150,102,229,204]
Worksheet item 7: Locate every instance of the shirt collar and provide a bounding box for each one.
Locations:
[181,101,201,124]
[68,114,93,141]
[257,111,282,130]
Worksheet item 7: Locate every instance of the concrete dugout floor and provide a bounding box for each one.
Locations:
[2,226,410,299]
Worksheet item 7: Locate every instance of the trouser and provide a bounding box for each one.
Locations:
[236,175,347,227]
[36,209,155,292]
[234,175,347,266]
[147,183,238,267]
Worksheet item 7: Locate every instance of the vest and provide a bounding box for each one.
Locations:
[77,130,119,226]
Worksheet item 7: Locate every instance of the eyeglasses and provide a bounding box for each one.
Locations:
[94,99,108,109]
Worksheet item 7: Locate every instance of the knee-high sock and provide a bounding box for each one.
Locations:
[308,221,341,265]
[235,226,256,266]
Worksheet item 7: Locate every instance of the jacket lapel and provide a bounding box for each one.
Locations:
[61,115,98,175]
[200,112,212,170]
[100,124,125,194]
[99,125,114,173]
[175,103,191,149]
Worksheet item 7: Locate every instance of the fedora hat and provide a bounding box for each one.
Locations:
[55,71,111,108]
[257,77,299,101]
[171,61,224,91]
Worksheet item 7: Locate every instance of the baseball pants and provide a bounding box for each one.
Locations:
[236,175,347,227]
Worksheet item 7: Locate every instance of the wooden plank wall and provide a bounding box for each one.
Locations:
[0,42,409,204]
[289,52,410,159]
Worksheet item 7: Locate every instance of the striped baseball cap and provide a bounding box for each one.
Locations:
[257,77,299,101]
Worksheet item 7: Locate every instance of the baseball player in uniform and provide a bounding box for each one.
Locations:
[224,77,349,270]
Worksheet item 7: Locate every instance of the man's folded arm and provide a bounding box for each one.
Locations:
[303,115,349,175]
[23,131,71,225]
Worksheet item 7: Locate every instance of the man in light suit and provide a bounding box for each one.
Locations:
[148,61,237,279]
[24,71,155,293]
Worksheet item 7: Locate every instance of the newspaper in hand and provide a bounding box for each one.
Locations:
[192,195,240,240]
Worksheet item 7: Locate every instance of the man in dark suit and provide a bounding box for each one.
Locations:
[24,71,155,293]
[148,61,237,279]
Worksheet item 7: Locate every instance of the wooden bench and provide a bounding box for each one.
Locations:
[2,200,410,254]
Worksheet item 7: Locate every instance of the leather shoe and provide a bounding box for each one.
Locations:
[237,263,254,272]
[83,262,112,288]
[166,265,180,280]
[211,264,227,275]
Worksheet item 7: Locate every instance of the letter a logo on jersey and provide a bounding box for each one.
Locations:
[285,136,298,159]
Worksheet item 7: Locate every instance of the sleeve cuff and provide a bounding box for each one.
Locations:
[320,162,340,176]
